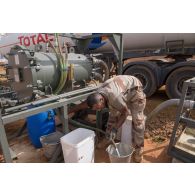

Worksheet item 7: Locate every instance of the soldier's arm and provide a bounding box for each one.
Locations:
[115,106,129,129]
[109,93,130,130]
[68,101,88,114]
[106,112,118,133]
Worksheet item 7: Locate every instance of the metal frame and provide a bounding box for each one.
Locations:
[58,33,124,75]
[168,77,195,162]
[0,85,100,162]
[165,40,184,54]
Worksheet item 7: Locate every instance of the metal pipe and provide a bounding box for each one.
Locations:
[93,59,109,81]
[93,72,103,82]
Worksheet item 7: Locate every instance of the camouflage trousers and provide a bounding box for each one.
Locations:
[106,88,146,149]
[128,88,146,149]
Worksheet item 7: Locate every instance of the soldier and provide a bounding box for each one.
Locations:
[86,75,146,163]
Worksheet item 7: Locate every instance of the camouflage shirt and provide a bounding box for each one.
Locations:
[98,75,143,114]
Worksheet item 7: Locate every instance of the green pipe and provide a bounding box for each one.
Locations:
[54,33,68,94]
[55,33,65,93]
[47,38,65,94]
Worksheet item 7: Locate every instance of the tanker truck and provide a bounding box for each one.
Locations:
[1,33,195,99]
[92,33,195,99]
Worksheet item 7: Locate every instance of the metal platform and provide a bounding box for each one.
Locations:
[168,77,195,162]
[0,85,100,162]
[175,127,195,156]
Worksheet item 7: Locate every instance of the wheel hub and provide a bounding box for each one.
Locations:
[133,73,148,90]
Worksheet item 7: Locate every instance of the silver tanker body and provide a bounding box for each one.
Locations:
[88,33,195,99]
[94,33,195,52]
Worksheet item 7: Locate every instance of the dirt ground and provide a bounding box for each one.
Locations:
[0,86,177,163]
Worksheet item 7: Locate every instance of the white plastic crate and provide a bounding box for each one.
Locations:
[60,128,95,163]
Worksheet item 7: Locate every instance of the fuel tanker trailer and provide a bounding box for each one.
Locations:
[93,33,195,99]
[77,33,195,98]
[1,33,195,98]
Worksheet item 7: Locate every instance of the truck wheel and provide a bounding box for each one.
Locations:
[165,67,195,99]
[123,65,157,97]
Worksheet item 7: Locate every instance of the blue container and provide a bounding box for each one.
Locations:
[27,109,56,148]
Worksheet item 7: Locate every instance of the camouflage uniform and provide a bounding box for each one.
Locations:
[98,75,146,149]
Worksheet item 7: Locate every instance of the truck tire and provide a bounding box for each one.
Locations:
[123,65,157,97]
[165,67,195,99]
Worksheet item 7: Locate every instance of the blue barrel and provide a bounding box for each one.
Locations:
[27,109,56,148]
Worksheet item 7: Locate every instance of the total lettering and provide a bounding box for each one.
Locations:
[18,34,53,47]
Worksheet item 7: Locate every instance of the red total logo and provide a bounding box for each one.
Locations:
[18,34,53,47]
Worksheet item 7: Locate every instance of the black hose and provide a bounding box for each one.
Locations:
[69,119,107,135]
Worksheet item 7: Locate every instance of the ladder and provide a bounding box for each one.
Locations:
[168,77,195,162]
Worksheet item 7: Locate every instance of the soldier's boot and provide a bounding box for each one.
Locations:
[134,148,143,163]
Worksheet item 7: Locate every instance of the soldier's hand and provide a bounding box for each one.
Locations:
[110,127,117,140]
[106,127,117,140]
[105,126,112,139]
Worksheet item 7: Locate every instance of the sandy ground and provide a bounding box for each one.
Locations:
[0,134,171,163]
[1,132,172,163]
[0,87,174,163]
[95,138,171,163]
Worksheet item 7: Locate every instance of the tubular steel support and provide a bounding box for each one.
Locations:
[0,109,12,162]
[108,34,124,75]
[62,104,69,134]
